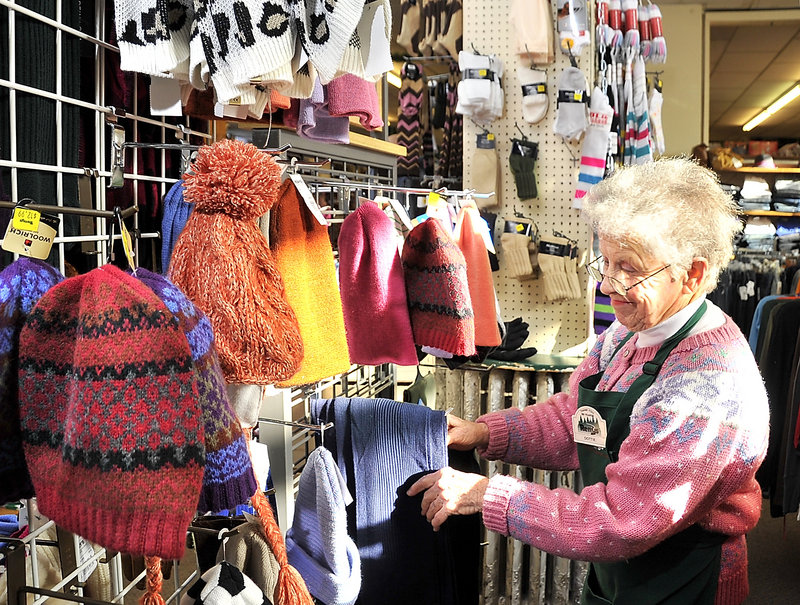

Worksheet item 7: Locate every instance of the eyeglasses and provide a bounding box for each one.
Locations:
[586,256,671,297]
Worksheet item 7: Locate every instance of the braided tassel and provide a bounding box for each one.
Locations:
[241,427,314,605]
[139,557,165,605]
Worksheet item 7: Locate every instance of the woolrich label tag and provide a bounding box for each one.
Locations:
[2,207,60,260]
[572,406,608,448]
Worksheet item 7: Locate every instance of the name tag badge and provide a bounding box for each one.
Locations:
[572,406,608,448]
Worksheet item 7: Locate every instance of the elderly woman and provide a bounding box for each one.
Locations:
[408,157,770,605]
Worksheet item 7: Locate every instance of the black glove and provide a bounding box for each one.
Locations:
[488,347,538,362]
[499,317,529,351]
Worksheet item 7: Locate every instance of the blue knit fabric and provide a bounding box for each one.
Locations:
[161,179,193,274]
[287,447,360,605]
[0,258,63,504]
[311,397,459,605]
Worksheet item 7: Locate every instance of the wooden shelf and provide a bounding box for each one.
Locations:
[717,167,800,174]
[741,210,800,217]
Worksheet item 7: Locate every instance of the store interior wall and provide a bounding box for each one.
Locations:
[659,4,704,157]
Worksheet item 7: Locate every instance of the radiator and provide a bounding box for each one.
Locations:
[436,366,589,605]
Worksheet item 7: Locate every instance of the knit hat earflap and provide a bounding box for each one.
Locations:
[402,218,476,356]
[168,138,304,385]
[0,257,64,504]
[20,264,204,560]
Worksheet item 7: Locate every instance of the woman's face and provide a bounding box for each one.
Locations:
[598,238,690,332]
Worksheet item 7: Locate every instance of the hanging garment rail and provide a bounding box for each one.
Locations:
[0,200,137,220]
[297,177,495,199]
[259,417,334,432]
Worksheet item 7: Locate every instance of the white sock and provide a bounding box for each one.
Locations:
[648,86,665,155]
[553,66,588,142]
[456,51,493,118]
[519,68,548,124]
[573,87,613,209]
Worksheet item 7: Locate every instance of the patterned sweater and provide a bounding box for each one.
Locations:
[478,315,769,605]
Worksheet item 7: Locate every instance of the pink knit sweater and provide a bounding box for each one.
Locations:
[478,316,769,605]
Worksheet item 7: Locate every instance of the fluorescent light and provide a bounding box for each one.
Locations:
[386,71,402,88]
[743,83,800,132]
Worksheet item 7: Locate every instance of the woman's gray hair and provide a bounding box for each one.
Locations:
[581,156,742,293]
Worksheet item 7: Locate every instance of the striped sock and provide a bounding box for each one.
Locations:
[573,87,613,208]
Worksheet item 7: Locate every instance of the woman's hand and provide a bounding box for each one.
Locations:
[406,466,489,531]
[446,414,490,450]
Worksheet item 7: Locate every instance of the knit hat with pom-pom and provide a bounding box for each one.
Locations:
[0,257,64,504]
[169,139,304,385]
[133,269,257,514]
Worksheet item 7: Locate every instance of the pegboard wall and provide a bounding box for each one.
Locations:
[463,0,596,355]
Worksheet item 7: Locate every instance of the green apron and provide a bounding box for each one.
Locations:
[576,302,727,605]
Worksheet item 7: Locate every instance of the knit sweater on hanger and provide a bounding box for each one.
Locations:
[478,314,769,605]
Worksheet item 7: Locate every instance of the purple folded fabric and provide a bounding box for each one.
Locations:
[297,78,350,144]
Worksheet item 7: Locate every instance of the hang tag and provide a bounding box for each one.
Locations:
[503,219,532,239]
[149,75,183,116]
[289,173,328,226]
[119,220,136,270]
[572,406,608,448]
[75,535,98,583]
[476,215,496,254]
[384,196,413,231]
[746,280,755,297]
[2,205,60,259]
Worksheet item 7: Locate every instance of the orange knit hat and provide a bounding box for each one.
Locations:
[270,179,350,386]
[169,139,304,384]
[455,206,501,347]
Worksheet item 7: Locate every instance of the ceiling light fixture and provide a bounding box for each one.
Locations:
[742,83,800,132]
[386,71,402,88]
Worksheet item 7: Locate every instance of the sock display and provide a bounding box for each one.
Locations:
[500,219,535,280]
[519,68,549,124]
[649,84,665,155]
[511,0,554,65]
[456,51,504,124]
[553,66,589,143]
[538,236,574,301]
[509,139,538,200]
[437,61,464,181]
[396,63,426,179]
[573,87,613,209]
[439,0,463,58]
[621,0,640,58]
[397,0,422,55]
[556,0,590,57]
[649,3,667,63]
[624,55,653,165]
[470,133,500,209]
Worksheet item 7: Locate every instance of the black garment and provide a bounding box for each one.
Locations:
[755,298,800,513]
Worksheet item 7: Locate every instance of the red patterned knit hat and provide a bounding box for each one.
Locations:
[19,265,204,560]
[169,139,304,384]
[133,269,257,514]
[401,218,476,356]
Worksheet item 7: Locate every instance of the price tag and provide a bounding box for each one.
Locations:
[427,191,443,208]
[387,197,414,231]
[289,174,328,226]
[12,207,40,231]
[2,206,60,259]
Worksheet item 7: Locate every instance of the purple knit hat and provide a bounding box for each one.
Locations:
[338,202,417,365]
[0,258,63,504]
[297,78,350,144]
[133,269,257,513]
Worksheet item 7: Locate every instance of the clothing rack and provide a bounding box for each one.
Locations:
[0,200,137,220]
[297,176,495,199]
